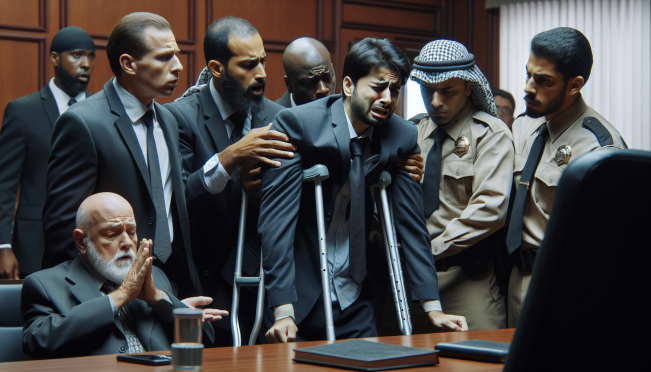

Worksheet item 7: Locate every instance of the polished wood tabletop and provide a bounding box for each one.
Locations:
[0,329,514,372]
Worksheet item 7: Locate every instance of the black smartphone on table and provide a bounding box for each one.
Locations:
[117,354,171,366]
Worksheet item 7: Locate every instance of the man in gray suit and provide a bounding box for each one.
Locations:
[22,193,222,359]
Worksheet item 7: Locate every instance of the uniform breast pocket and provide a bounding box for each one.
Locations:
[533,162,563,215]
[442,161,474,207]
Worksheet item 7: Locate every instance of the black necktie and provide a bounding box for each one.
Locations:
[68,98,77,107]
[142,110,172,263]
[506,124,549,254]
[422,127,448,217]
[349,137,369,285]
[229,112,247,144]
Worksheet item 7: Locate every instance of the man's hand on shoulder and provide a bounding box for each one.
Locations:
[397,153,424,183]
[181,296,229,322]
[266,317,298,343]
[109,240,153,309]
[428,310,468,331]
[0,248,19,279]
[218,123,297,175]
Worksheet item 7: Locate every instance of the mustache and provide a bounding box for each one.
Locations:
[524,93,540,105]
[247,79,265,91]
[371,102,390,110]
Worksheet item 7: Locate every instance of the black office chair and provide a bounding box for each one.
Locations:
[0,279,31,362]
[504,149,651,371]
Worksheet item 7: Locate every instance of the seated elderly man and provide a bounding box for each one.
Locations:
[22,193,226,359]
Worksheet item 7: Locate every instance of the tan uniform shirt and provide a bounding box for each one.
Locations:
[417,101,514,259]
[512,95,627,248]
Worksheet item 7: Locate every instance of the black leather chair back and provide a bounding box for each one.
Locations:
[504,149,651,371]
[0,280,31,362]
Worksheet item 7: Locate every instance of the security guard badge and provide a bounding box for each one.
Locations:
[453,136,470,157]
[555,145,572,166]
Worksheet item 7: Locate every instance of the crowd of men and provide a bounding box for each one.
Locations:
[0,12,626,359]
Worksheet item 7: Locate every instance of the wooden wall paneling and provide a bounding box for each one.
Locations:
[0,33,47,131]
[0,0,47,32]
[60,0,196,44]
[486,8,500,87]
[341,2,442,38]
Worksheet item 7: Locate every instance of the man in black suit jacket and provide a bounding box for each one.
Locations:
[166,17,293,346]
[43,13,201,298]
[260,38,468,343]
[0,26,96,278]
[276,37,336,109]
[22,193,220,359]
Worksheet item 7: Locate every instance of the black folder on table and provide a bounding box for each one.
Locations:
[293,340,439,371]
[435,340,509,363]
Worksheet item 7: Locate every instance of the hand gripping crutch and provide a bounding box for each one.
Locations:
[231,192,266,347]
[370,171,412,335]
[302,164,336,341]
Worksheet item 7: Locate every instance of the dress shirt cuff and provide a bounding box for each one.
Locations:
[0,244,11,249]
[420,300,443,312]
[431,236,450,256]
[274,304,295,321]
[203,153,231,194]
[108,295,119,317]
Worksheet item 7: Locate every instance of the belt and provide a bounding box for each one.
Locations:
[514,247,538,272]
[434,242,490,277]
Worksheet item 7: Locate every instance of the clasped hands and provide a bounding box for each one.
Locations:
[108,239,227,322]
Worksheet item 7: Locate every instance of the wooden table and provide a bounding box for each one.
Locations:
[0,329,514,372]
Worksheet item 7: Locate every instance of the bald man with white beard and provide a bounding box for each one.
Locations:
[21,193,226,359]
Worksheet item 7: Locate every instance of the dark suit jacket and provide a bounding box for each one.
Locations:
[275,90,292,109]
[21,255,214,359]
[42,79,201,297]
[259,95,440,324]
[0,86,86,275]
[165,87,283,345]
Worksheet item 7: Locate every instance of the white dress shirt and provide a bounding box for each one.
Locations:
[48,77,86,115]
[0,79,86,251]
[112,79,174,243]
[274,109,441,321]
[202,79,253,194]
[290,93,297,108]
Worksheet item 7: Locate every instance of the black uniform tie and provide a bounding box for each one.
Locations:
[349,137,369,285]
[506,124,549,254]
[229,112,247,144]
[68,98,77,107]
[142,110,172,263]
[422,127,448,217]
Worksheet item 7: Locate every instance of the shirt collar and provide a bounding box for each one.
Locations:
[343,107,374,141]
[208,78,251,121]
[546,94,588,141]
[79,255,109,291]
[289,93,297,108]
[112,78,155,123]
[424,100,476,141]
[48,77,86,114]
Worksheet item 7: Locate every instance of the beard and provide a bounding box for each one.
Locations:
[525,83,567,119]
[221,67,266,116]
[57,64,89,96]
[85,237,135,285]
[350,88,392,127]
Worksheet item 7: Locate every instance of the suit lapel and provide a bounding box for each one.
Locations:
[330,98,351,205]
[252,102,270,129]
[66,256,103,304]
[199,87,230,153]
[106,79,153,195]
[40,85,60,128]
[364,123,390,184]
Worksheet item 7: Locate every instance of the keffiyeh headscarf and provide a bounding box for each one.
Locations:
[175,66,212,101]
[410,40,498,117]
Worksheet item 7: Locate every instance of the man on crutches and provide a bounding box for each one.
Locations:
[259,38,468,343]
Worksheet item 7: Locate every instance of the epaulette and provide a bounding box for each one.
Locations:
[408,112,426,125]
[582,117,614,147]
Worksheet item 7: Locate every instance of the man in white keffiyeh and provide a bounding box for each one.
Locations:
[397,39,514,332]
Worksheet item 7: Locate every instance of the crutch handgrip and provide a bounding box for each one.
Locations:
[303,164,329,182]
[370,170,392,188]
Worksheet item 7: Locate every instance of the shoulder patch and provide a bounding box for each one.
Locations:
[582,117,614,147]
[473,111,509,133]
